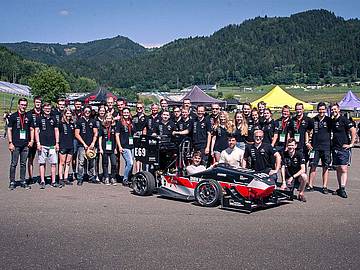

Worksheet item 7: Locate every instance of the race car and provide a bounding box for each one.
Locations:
[131,135,293,213]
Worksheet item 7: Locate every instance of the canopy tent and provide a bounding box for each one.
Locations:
[0,81,31,96]
[77,88,117,105]
[338,90,360,110]
[251,85,313,111]
[166,85,226,107]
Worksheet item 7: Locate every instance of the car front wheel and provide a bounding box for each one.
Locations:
[194,179,222,207]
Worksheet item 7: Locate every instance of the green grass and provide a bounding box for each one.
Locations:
[0,93,22,130]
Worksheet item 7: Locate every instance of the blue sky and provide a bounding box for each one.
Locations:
[1,0,359,47]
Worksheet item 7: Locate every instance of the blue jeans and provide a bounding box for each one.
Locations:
[77,147,95,181]
[122,148,134,181]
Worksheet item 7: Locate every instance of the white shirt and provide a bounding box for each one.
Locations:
[219,146,244,168]
[186,164,207,175]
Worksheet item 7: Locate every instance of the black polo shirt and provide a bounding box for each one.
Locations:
[189,117,211,147]
[117,121,134,149]
[233,126,247,143]
[59,121,75,149]
[99,124,118,153]
[51,109,62,125]
[8,111,32,147]
[331,115,354,150]
[247,121,262,143]
[153,120,176,137]
[262,119,276,144]
[132,113,147,134]
[146,114,161,134]
[244,143,277,172]
[288,116,313,149]
[212,126,230,152]
[76,117,97,146]
[311,115,332,151]
[27,108,42,128]
[282,150,305,177]
[274,118,291,147]
[36,115,58,147]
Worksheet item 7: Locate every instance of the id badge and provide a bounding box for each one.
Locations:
[20,130,26,140]
[294,133,300,142]
[129,136,133,146]
[106,141,112,151]
[309,150,315,159]
[49,146,56,155]
[279,133,286,143]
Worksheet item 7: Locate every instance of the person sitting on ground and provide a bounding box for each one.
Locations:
[219,134,244,168]
[281,138,308,202]
[186,151,207,175]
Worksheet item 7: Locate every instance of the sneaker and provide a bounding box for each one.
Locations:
[110,178,117,186]
[40,182,45,189]
[21,182,31,190]
[322,187,328,194]
[77,180,83,186]
[9,182,16,190]
[298,194,307,202]
[122,180,129,186]
[333,188,347,198]
[104,178,110,186]
[64,178,72,185]
[51,182,59,188]
[306,185,314,192]
[58,180,64,188]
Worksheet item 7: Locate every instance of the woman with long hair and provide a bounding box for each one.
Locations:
[233,111,248,151]
[246,108,262,144]
[95,105,106,180]
[58,107,75,187]
[116,107,134,186]
[99,112,118,185]
[262,108,276,145]
[211,111,234,162]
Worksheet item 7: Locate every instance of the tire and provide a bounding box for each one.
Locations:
[194,179,222,207]
[132,171,156,196]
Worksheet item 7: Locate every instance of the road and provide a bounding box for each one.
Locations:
[0,139,359,269]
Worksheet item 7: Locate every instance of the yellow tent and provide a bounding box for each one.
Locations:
[251,85,313,111]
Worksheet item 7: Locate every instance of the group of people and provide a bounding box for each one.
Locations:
[7,95,358,202]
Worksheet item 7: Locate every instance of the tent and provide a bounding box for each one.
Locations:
[251,85,313,111]
[0,81,31,96]
[338,90,360,110]
[166,85,226,107]
[78,87,117,105]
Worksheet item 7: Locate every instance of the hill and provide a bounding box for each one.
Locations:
[3,9,360,90]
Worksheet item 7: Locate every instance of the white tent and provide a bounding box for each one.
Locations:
[0,81,31,96]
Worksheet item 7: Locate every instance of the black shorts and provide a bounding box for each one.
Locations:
[59,148,74,155]
[332,149,351,166]
[309,150,331,168]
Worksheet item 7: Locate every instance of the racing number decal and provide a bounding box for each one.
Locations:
[134,147,146,157]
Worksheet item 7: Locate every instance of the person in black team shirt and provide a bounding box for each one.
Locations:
[99,113,118,186]
[281,138,308,202]
[246,108,262,144]
[182,98,197,120]
[132,101,147,173]
[27,96,42,183]
[58,107,75,187]
[7,98,34,190]
[172,106,182,125]
[272,105,291,155]
[307,102,332,193]
[262,108,276,145]
[211,111,233,162]
[242,102,252,124]
[117,107,135,186]
[174,106,193,144]
[257,101,266,121]
[35,102,59,189]
[288,103,312,162]
[242,129,281,181]
[75,105,99,185]
[116,97,126,119]
[145,103,161,135]
[51,98,66,124]
[106,96,118,118]
[233,111,248,151]
[330,103,356,198]
[72,99,83,179]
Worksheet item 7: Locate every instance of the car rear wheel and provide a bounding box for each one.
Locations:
[132,171,155,196]
[194,179,222,207]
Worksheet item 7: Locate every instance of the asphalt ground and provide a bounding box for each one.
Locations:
[0,139,359,270]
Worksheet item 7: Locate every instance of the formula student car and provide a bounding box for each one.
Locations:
[131,135,293,212]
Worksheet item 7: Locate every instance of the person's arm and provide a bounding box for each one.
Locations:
[35,127,41,151]
[89,127,98,149]
[98,136,103,154]
[7,127,14,152]
[54,127,59,151]
[280,165,287,189]
[345,127,356,149]
[205,131,212,154]
[75,129,88,149]
[210,135,216,155]
[28,127,34,147]
[269,152,281,175]
[271,133,278,147]
[115,132,123,153]
[173,129,189,136]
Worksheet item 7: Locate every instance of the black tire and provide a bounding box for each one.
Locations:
[132,171,155,196]
[194,179,222,207]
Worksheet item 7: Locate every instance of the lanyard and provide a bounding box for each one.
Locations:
[124,120,132,135]
[281,118,288,131]
[106,126,111,140]
[18,112,25,130]
[296,116,303,131]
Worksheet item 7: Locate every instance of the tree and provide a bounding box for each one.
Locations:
[73,76,98,92]
[29,67,70,102]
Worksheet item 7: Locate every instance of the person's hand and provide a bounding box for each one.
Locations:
[119,146,124,153]
[287,177,293,186]
[99,148,103,154]
[37,143,42,151]
[306,143,313,151]
[28,141,33,148]
[89,143,95,149]
[205,147,210,155]
[342,144,352,150]
[280,183,287,190]
[55,143,59,152]
[83,143,89,150]
[269,169,278,176]
[8,142,15,152]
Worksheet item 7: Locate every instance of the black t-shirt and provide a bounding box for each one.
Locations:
[132,113,147,134]
[247,121,262,143]
[76,117,97,146]
[288,116,312,149]
[311,115,332,151]
[189,117,211,146]
[99,124,118,153]
[212,126,230,152]
[117,121,134,149]
[262,119,276,144]
[282,151,305,177]
[146,114,161,134]
[233,126,247,144]
[51,109,62,125]
[331,115,354,150]
[274,118,291,147]
[59,121,75,149]
[36,115,58,147]
[27,108,42,128]
[244,143,277,172]
[8,111,32,147]
[153,120,176,137]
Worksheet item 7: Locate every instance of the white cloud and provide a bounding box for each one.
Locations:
[59,10,70,16]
